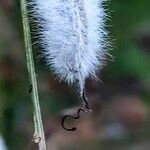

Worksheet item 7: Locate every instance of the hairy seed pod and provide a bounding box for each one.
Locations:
[31,0,108,95]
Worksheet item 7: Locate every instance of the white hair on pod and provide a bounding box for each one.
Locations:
[31,0,109,94]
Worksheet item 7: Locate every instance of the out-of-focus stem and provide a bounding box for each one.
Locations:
[20,0,47,149]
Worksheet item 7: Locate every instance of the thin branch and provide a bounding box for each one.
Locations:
[20,0,47,149]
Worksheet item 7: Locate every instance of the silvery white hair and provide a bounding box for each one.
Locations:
[31,0,109,95]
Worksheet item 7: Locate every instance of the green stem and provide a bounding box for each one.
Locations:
[20,0,47,149]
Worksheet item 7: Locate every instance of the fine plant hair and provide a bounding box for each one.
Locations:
[29,0,110,131]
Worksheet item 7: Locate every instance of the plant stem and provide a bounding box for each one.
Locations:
[20,0,47,149]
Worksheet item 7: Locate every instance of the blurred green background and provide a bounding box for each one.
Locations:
[0,0,150,150]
